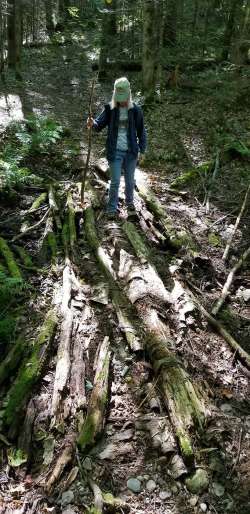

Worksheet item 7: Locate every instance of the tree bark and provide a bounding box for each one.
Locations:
[142,0,158,99]
[7,0,21,70]
[221,0,242,61]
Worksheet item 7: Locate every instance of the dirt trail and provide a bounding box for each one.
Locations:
[0,41,250,514]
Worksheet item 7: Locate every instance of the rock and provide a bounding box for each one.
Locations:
[82,457,92,471]
[169,454,187,479]
[61,491,74,507]
[127,478,141,493]
[220,403,233,414]
[185,469,209,494]
[200,503,207,512]
[146,480,157,493]
[212,481,225,497]
[189,495,198,506]
[159,490,172,500]
[62,508,77,514]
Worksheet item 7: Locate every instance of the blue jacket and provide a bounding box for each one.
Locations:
[93,103,147,162]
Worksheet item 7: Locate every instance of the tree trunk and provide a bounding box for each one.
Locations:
[221,0,241,61]
[45,0,56,37]
[142,0,157,100]
[7,0,21,69]
[99,0,117,79]
[163,0,179,46]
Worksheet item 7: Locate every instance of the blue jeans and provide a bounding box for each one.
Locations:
[107,150,137,213]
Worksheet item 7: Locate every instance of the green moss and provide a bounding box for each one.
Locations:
[29,191,47,211]
[77,411,98,451]
[171,161,212,189]
[208,232,222,247]
[123,221,150,261]
[3,310,57,428]
[0,237,22,279]
[177,429,194,461]
[47,232,57,263]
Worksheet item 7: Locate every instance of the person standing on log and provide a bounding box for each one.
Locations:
[87,77,147,219]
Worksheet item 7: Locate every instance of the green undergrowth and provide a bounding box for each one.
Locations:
[0,115,64,194]
[0,271,26,348]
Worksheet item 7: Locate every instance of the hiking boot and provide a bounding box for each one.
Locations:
[105,211,117,220]
[127,204,137,218]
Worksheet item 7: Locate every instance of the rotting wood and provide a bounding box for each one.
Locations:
[78,336,111,451]
[67,191,77,252]
[51,265,73,422]
[187,285,250,369]
[0,237,22,279]
[223,185,250,261]
[18,399,36,458]
[45,435,75,494]
[3,309,57,433]
[212,246,250,316]
[84,207,142,351]
[48,184,62,230]
[136,185,194,250]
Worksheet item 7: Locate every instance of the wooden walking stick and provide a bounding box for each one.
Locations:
[81,75,97,205]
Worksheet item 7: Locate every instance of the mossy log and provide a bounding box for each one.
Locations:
[84,208,142,351]
[28,191,47,212]
[0,237,22,279]
[122,223,207,462]
[78,336,111,451]
[137,187,194,250]
[0,339,27,387]
[41,214,57,264]
[3,309,57,431]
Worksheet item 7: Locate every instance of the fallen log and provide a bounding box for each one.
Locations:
[0,237,22,279]
[78,336,111,451]
[48,185,62,230]
[3,309,57,433]
[67,191,77,252]
[28,191,47,212]
[85,207,142,351]
[51,264,74,422]
[40,213,57,264]
[119,242,207,463]
[212,246,250,316]
[45,435,75,494]
[136,186,194,250]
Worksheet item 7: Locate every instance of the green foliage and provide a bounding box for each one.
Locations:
[0,116,63,192]
[0,271,25,344]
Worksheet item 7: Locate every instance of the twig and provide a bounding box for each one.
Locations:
[205,150,220,214]
[81,74,97,204]
[223,185,250,261]
[212,246,250,316]
[228,425,244,477]
[186,283,250,369]
[11,208,50,242]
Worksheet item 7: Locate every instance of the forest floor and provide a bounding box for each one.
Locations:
[0,34,250,514]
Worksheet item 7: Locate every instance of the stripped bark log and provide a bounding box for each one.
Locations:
[84,207,142,351]
[78,336,111,451]
[0,237,22,278]
[48,184,62,230]
[121,224,207,462]
[51,264,74,422]
[223,185,250,261]
[212,246,250,316]
[3,310,57,433]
